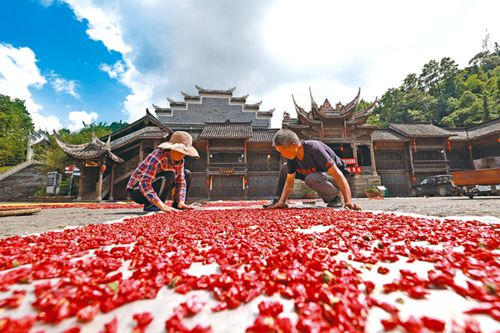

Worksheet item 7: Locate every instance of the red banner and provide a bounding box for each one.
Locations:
[342,158,357,165]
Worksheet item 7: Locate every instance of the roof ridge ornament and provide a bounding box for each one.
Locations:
[195,85,237,95]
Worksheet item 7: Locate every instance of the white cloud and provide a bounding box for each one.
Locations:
[49,73,80,98]
[58,0,500,125]
[63,0,131,54]
[99,60,125,79]
[67,110,99,131]
[0,43,63,131]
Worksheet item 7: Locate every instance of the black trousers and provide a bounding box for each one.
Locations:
[128,170,191,205]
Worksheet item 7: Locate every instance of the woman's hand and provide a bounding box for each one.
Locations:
[158,202,180,213]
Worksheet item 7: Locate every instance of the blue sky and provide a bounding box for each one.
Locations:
[0,0,127,130]
[0,0,499,131]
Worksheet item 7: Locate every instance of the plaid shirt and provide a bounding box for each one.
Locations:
[127,148,186,205]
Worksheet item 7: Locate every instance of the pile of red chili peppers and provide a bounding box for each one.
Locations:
[0,207,498,332]
[0,203,142,211]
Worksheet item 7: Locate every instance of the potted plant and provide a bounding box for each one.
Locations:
[302,185,317,199]
[364,186,381,199]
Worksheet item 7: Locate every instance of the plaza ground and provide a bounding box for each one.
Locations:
[0,196,499,239]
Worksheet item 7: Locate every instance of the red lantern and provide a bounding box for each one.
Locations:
[100,164,107,173]
[68,165,73,172]
[411,139,417,153]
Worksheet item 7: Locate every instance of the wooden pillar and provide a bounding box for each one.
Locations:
[206,141,210,200]
[408,144,415,181]
[369,142,378,176]
[351,143,358,163]
[109,165,115,201]
[442,141,449,174]
[208,175,212,200]
[96,161,104,202]
[77,162,84,201]
[139,142,144,162]
[243,141,248,199]
[467,142,474,169]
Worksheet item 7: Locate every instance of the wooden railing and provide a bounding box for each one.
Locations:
[413,159,448,171]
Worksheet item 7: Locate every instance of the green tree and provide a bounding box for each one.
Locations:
[0,95,34,166]
[375,42,499,128]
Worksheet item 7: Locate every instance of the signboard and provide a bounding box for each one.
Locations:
[346,166,362,174]
[219,168,235,175]
[342,158,357,166]
[85,161,99,167]
[46,172,62,194]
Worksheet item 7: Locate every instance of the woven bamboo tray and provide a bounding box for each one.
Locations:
[0,208,42,217]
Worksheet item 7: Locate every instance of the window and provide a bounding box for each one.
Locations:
[209,152,245,164]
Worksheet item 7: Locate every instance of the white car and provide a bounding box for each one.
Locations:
[471,184,499,196]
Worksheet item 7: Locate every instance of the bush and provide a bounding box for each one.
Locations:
[364,186,380,194]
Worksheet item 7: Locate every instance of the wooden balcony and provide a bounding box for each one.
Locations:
[413,159,449,173]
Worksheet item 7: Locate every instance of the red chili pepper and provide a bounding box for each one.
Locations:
[421,316,446,332]
[102,316,118,333]
[181,296,206,316]
[0,315,35,333]
[377,266,390,274]
[407,286,428,299]
[132,312,153,333]
[77,303,100,322]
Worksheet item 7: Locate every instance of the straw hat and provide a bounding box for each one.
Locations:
[158,131,199,158]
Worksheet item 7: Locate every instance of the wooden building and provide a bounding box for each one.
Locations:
[371,119,500,196]
[282,88,381,197]
[56,86,499,201]
[57,86,280,201]
[371,123,452,196]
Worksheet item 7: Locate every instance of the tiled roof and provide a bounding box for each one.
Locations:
[112,127,169,150]
[468,118,500,139]
[446,128,468,141]
[389,123,453,137]
[371,129,410,142]
[200,122,253,139]
[248,129,279,142]
[185,131,201,142]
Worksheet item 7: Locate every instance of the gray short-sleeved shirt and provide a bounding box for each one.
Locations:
[286,140,348,177]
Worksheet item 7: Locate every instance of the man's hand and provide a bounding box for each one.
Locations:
[344,202,362,211]
[266,201,288,209]
[177,202,194,210]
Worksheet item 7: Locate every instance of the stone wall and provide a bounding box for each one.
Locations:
[290,175,381,199]
[0,164,47,202]
[350,175,382,198]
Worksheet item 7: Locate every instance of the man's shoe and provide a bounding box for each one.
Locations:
[327,196,344,208]
[263,199,288,209]
[143,203,161,212]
